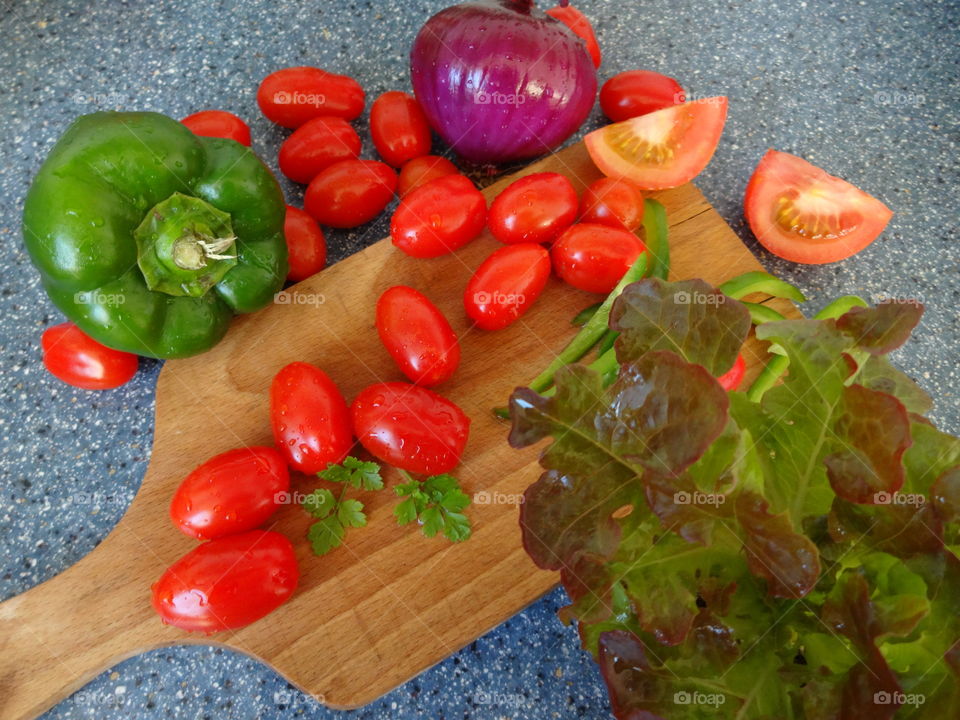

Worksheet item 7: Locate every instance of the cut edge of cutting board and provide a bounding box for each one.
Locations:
[0,140,797,720]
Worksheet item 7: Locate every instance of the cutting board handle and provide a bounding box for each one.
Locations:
[0,517,168,720]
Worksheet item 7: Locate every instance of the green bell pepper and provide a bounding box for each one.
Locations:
[22,111,288,358]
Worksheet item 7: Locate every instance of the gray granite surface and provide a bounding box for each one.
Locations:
[1,0,957,718]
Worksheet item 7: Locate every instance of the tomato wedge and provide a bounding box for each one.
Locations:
[585,98,728,190]
[744,150,894,264]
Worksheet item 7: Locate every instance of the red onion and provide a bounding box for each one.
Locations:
[410,0,597,164]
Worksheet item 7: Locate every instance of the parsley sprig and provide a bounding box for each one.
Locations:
[301,457,473,555]
[394,470,472,543]
[302,457,383,556]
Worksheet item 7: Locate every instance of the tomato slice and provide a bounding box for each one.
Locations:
[585,98,728,190]
[744,150,894,264]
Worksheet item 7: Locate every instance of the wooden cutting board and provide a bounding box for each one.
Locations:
[0,141,795,720]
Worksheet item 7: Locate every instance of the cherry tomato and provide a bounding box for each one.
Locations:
[744,150,894,264]
[488,172,579,245]
[284,206,327,282]
[716,354,746,391]
[464,243,551,331]
[180,110,251,146]
[376,286,460,387]
[579,177,645,232]
[585,98,728,190]
[546,4,601,68]
[41,322,138,390]
[151,530,298,633]
[551,223,646,294]
[278,117,361,184]
[398,155,459,197]
[351,382,470,475]
[169,447,290,540]
[600,70,684,122]
[391,175,486,258]
[305,159,397,229]
[257,66,365,128]
[370,91,432,168]
[270,362,353,474]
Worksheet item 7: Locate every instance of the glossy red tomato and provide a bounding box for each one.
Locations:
[278,117,361,184]
[151,530,298,633]
[546,4,601,68]
[744,150,894,264]
[351,382,470,475]
[41,322,138,390]
[370,91,432,167]
[181,110,251,146]
[257,66,365,128]
[376,286,460,387]
[464,243,552,331]
[391,175,486,258]
[716,354,746,391]
[169,447,290,540]
[397,156,459,197]
[304,159,397,229]
[551,223,646,294]
[600,70,684,122]
[579,177,645,232]
[586,98,728,190]
[488,172,579,245]
[270,362,353,474]
[284,206,327,282]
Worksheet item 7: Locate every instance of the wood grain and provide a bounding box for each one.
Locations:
[0,141,792,720]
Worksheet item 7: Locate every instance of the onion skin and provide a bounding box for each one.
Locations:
[410,0,597,164]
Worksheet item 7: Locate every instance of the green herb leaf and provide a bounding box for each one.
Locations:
[307,515,346,556]
[302,489,336,519]
[318,455,384,490]
[393,473,472,543]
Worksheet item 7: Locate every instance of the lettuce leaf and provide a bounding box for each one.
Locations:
[509,278,960,720]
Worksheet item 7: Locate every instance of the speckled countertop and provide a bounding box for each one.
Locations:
[1,0,957,718]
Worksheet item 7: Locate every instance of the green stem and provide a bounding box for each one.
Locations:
[719,270,806,303]
[572,302,603,327]
[746,295,868,402]
[528,252,648,393]
[742,301,787,326]
[642,198,670,281]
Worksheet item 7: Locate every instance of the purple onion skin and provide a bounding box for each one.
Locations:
[410,0,597,165]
